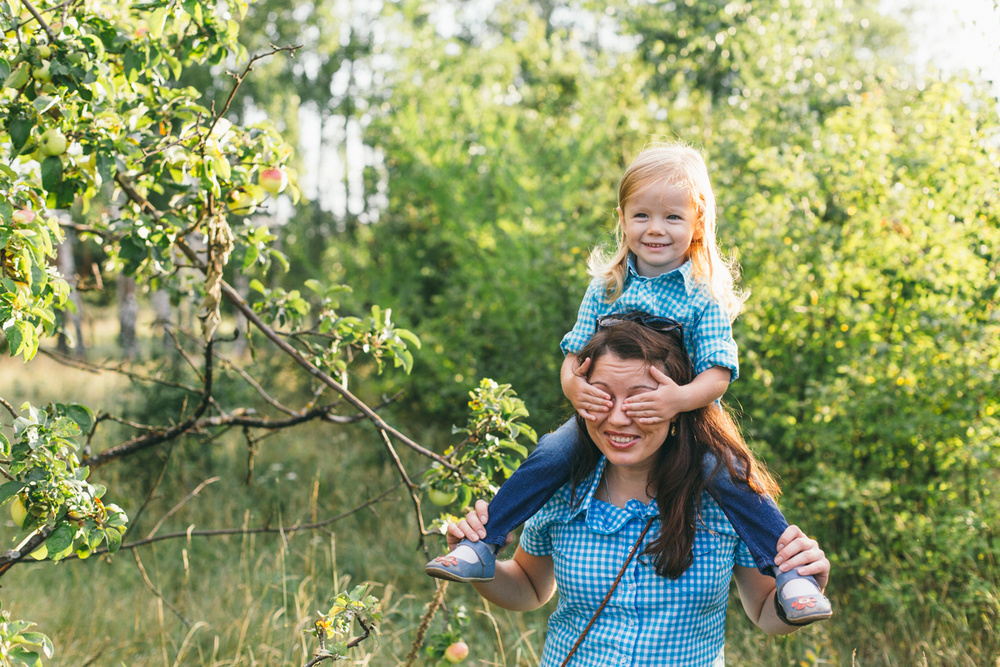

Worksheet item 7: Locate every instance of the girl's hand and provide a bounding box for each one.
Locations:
[446,500,514,551]
[774,525,830,592]
[566,357,612,420]
[622,365,683,424]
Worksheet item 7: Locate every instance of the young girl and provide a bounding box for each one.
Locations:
[425,142,832,624]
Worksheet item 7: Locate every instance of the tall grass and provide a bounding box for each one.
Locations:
[2,352,997,665]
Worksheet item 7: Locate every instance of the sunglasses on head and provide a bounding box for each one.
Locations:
[596,311,683,335]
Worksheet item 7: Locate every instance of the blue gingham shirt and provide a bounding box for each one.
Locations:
[520,458,756,667]
[560,257,739,381]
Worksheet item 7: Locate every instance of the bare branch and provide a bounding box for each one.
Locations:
[17,0,56,42]
[201,45,302,150]
[133,549,192,626]
[0,397,17,419]
[0,526,53,577]
[145,477,220,539]
[74,483,402,559]
[376,430,430,556]
[82,340,216,469]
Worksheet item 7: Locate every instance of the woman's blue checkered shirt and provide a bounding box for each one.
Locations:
[520,458,756,667]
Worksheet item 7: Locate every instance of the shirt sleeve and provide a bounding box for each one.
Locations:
[689,298,739,381]
[734,537,756,568]
[559,278,605,356]
[519,496,565,557]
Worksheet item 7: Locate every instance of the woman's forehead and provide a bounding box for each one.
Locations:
[590,354,659,388]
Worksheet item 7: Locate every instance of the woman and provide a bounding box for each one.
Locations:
[445,320,830,666]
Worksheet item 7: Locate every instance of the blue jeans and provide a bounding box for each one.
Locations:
[484,417,786,575]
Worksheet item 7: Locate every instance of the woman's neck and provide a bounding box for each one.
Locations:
[602,463,653,507]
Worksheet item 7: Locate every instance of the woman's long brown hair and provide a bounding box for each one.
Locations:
[569,320,780,578]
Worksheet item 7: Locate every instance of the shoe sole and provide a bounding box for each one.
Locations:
[424,565,494,584]
[784,609,834,625]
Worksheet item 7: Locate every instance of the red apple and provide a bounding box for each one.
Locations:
[258,167,287,194]
[12,209,36,225]
[444,641,469,663]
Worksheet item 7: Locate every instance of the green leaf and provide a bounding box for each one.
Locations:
[0,480,25,504]
[8,117,33,153]
[104,527,122,553]
[395,328,422,349]
[58,403,95,434]
[45,523,76,558]
[40,156,63,193]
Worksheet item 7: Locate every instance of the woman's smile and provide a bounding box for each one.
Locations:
[584,354,672,475]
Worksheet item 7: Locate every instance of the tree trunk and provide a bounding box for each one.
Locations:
[118,276,139,359]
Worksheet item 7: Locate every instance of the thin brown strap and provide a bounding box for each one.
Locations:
[559,517,656,667]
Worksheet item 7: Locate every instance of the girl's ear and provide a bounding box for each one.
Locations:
[616,206,624,227]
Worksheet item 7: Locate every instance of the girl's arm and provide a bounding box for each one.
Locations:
[733,525,831,634]
[446,500,556,611]
[623,364,730,424]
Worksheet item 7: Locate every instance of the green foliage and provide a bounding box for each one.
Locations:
[0,210,68,361]
[307,584,383,663]
[726,77,1000,658]
[0,601,53,667]
[423,378,537,512]
[0,401,127,561]
[250,280,421,379]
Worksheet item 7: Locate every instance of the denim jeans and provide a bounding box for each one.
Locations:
[484,417,786,574]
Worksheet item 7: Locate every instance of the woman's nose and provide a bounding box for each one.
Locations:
[609,401,632,425]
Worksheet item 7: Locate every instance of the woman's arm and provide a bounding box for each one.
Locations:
[445,500,557,612]
[472,547,556,611]
[733,525,830,634]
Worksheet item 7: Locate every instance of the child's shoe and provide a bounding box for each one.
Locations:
[425,539,496,583]
[773,568,833,625]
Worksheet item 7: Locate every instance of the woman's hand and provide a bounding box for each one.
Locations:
[774,525,830,592]
[445,500,514,552]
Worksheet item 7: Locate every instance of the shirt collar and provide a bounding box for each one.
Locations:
[567,457,660,535]
[626,254,695,296]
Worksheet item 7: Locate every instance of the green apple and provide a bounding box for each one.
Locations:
[9,495,27,527]
[226,186,258,213]
[34,44,52,59]
[444,640,469,663]
[33,61,52,83]
[427,487,457,506]
[38,128,67,156]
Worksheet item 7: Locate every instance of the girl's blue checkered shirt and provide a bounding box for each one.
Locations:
[520,458,755,667]
[560,258,739,381]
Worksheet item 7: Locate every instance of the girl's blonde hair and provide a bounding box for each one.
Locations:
[587,142,748,321]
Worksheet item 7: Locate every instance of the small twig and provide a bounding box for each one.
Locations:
[61,482,403,559]
[145,477,221,539]
[132,549,192,627]
[201,44,301,150]
[17,0,55,42]
[377,430,429,556]
[0,397,17,419]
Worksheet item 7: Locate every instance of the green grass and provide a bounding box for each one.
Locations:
[2,351,998,666]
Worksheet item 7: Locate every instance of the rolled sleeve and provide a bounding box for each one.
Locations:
[690,301,739,381]
[520,506,555,557]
